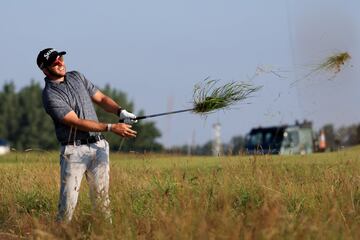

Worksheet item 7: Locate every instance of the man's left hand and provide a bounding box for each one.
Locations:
[119,109,138,124]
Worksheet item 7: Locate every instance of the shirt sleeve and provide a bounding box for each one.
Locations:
[76,71,98,97]
[43,94,73,121]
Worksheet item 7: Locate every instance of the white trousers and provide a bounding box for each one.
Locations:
[57,139,110,223]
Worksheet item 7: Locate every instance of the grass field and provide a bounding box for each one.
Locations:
[1,147,360,239]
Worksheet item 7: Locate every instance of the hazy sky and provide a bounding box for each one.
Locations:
[1,0,359,147]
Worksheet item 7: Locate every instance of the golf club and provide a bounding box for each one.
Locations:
[119,108,194,122]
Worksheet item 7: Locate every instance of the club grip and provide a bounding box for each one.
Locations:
[119,116,143,123]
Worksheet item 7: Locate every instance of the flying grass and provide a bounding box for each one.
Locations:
[317,52,351,73]
[291,52,351,86]
[132,79,262,120]
[192,79,262,114]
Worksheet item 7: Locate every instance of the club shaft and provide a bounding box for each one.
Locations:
[135,108,194,120]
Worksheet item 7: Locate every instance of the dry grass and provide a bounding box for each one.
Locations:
[317,52,351,74]
[307,52,350,80]
[291,52,351,86]
[1,148,360,239]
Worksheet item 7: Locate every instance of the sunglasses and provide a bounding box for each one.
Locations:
[49,55,64,67]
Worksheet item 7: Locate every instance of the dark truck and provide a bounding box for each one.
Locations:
[245,122,314,155]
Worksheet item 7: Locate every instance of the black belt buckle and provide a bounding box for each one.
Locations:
[75,139,82,146]
[88,135,103,144]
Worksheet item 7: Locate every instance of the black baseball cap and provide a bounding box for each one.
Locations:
[37,48,66,69]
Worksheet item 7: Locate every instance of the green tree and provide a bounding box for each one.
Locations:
[0,82,20,149]
[16,80,58,150]
[229,135,246,155]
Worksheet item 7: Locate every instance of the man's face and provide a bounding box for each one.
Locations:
[45,55,66,79]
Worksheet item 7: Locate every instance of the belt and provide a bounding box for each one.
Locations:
[61,135,105,146]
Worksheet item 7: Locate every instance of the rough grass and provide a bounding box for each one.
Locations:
[1,148,360,239]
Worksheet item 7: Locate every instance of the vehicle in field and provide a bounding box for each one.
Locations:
[245,121,315,155]
[0,139,10,155]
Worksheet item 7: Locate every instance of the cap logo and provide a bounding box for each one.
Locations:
[43,49,56,60]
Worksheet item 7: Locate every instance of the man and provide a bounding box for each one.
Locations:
[37,48,137,223]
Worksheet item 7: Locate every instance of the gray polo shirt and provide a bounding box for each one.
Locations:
[42,71,99,143]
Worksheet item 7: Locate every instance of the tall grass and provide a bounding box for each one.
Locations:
[1,148,360,239]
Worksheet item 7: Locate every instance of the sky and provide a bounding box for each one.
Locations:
[0,0,359,148]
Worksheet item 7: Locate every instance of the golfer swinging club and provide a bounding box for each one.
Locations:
[37,48,137,223]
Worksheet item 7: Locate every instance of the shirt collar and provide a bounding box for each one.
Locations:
[44,76,66,85]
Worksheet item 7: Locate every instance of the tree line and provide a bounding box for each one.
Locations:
[0,81,162,152]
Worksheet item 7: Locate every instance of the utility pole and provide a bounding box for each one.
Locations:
[212,122,222,156]
[187,129,196,156]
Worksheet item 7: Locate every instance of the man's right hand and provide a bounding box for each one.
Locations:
[111,123,137,138]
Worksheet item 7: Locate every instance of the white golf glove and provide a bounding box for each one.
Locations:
[119,109,138,124]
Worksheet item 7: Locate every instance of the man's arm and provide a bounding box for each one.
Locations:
[91,90,120,115]
[62,111,137,138]
[91,90,138,124]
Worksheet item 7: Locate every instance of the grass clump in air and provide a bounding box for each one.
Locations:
[192,78,262,115]
[291,52,351,86]
[317,52,351,73]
